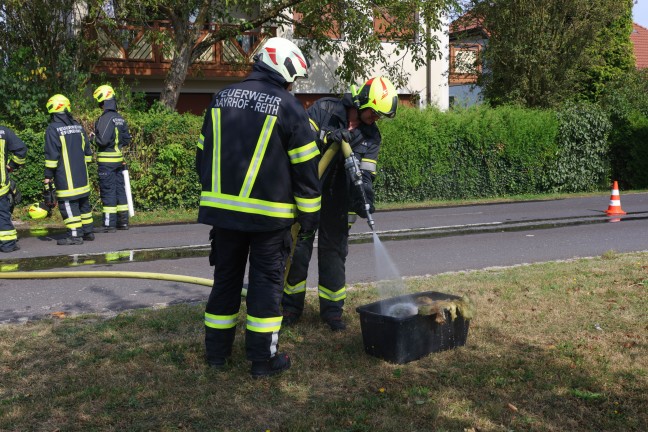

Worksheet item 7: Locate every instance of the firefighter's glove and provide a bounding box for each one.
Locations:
[297,212,319,233]
[325,128,353,145]
[297,229,316,242]
[351,172,375,219]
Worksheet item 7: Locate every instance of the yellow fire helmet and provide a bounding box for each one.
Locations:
[354,76,398,118]
[28,202,49,219]
[46,94,71,114]
[93,84,116,103]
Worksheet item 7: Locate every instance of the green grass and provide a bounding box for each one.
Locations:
[1,252,647,431]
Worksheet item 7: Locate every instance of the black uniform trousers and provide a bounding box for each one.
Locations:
[205,226,291,363]
[98,164,128,228]
[58,196,94,239]
[282,163,349,320]
[0,194,18,252]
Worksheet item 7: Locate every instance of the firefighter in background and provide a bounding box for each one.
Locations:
[0,125,27,253]
[44,94,95,245]
[196,37,321,378]
[282,76,398,331]
[91,84,132,232]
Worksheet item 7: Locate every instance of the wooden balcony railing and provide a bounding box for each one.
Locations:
[91,21,277,79]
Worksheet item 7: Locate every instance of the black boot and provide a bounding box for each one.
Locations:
[57,237,84,246]
[250,353,291,379]
[282,311,301,327]
[325,317,347,332]
[83,233,95,241]
[0,243,19,253]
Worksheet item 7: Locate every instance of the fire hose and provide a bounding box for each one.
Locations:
[3,139,373,297]
[0,271,248,296]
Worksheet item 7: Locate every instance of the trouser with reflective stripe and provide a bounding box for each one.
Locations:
[282,164,348,321]
[0,194,18,252]
[98,164,128,228]
[205,226,291,362]
[58,196,94,238]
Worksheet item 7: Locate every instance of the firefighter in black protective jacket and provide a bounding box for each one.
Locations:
[282,76,399,331]
[92,84,132,232]
[196,37,321,378]
[44,94,95,245]
[0,126,27,253]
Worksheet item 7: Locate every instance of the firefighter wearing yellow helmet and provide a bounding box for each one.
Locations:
[91,84,132,232]
[282,76,398,331]
[44,94,95,245]
[0,125,27,253]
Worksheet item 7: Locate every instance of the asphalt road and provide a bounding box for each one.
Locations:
[1,193,647,323]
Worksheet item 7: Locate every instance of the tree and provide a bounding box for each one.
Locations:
[96,0,460,110]
[464,0,633,108]
[0,0,103,127]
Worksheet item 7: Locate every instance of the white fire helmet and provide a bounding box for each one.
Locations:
[255,37,310,83]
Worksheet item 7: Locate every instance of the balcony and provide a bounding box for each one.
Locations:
[91,21,277,79]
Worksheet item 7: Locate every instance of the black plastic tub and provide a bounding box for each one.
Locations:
[355,291,470,364]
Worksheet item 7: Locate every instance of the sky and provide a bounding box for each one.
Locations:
[634,0,648,28]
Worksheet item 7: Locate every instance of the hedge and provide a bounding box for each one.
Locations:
[4,100,630,212]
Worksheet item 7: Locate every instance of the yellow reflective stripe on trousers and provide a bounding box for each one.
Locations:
[204,312,238,329]
[288,141,319,164]
[318,285,347,302]
[0,229,17,241]
[211,108,221,193]
[294,195,321,213]
[102,206,117,214]
[116,204,129,212]
[284,279,306,295]
[246,315,282,333]
[64,216,82,229]
[240,115,276,198]
[200,191,295,219]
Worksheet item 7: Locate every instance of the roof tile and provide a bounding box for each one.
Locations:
[631,23,648,69]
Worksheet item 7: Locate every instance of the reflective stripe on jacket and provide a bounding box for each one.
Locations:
[94,100,131,166]
[196,68,321,232]
[44,113,93,200]
[0,126,27,197]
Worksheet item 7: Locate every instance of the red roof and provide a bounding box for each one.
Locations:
[631,23,648,69]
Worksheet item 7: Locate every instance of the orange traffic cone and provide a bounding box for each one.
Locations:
[605,181,626,216]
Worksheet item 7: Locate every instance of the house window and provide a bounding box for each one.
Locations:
[449,44,481,84]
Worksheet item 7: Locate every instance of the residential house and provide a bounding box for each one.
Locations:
[631,23,648,69]
[448,14,486,107]
[448,16,647,108]
[92,11,450,115]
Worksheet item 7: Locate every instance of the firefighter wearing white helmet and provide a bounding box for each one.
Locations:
[44,94,95,245]
[91,84,132,232]
[196,37,320,377]
[0,125,27,253]
[282,76,399,331]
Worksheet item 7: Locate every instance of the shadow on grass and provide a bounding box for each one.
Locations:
[1,305,645,431]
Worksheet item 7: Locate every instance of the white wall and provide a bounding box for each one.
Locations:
[278,20,449,110]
